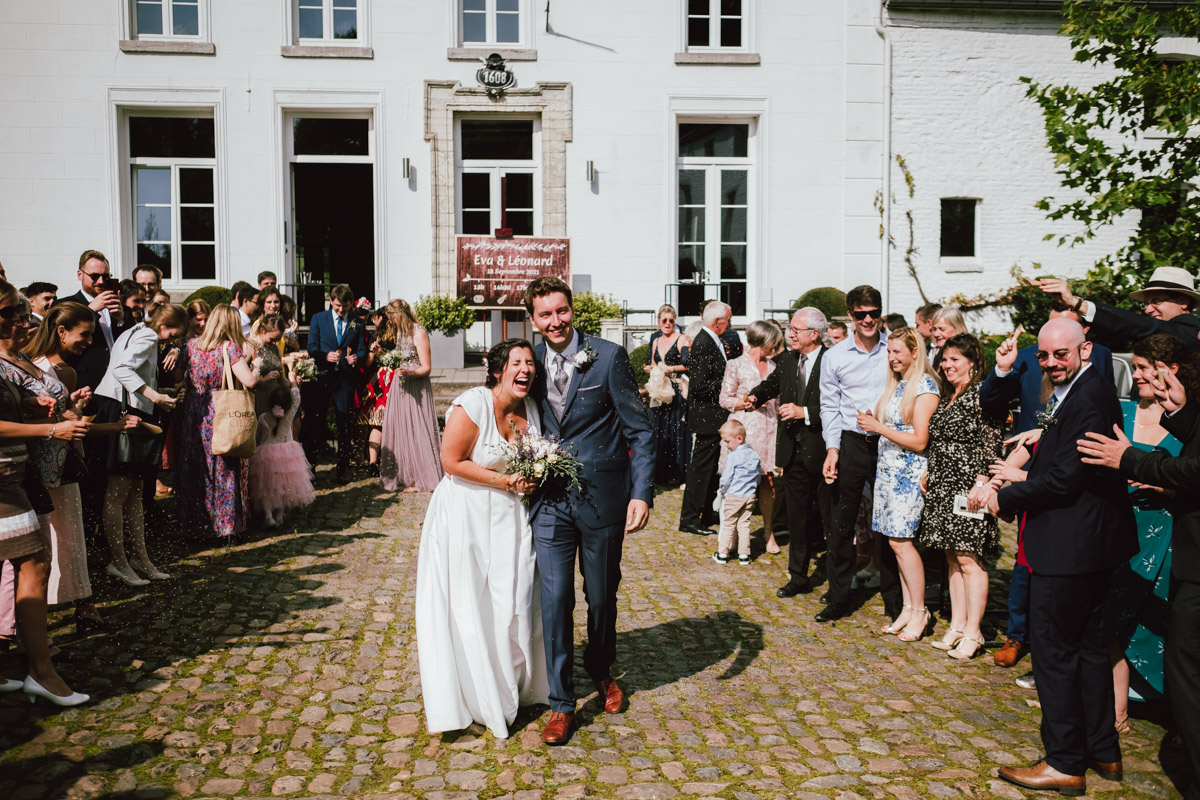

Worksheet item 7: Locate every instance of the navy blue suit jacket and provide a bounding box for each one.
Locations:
[306,309,369,413]
[995,366,1136,576]
[994,343,1115,434]
[532,331,655,530]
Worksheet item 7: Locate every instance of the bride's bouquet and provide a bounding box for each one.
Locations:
[291,357,317,383]
[492,424,583,503]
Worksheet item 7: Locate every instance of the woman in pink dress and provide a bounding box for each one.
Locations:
[178,305,275,539]
[379,300,443,492]
[719,320,784,553]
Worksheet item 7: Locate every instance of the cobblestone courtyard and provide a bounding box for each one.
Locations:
[0,474,1188,799]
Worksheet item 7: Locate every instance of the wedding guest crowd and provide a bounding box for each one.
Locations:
[0,250,449,707]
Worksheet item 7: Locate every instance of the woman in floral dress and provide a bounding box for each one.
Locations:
[858,327,940,641]
[178,304,275,539]
[920,333,1007,660]
[718,320,783,553]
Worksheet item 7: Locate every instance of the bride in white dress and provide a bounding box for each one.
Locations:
[415,339,549,738]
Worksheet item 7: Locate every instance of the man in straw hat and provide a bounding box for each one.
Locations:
[1039,266,1200,353]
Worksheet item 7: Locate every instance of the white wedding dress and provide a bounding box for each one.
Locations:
[415,386,549,738]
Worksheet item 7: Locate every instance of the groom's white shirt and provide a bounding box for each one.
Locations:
[545,328,580,386]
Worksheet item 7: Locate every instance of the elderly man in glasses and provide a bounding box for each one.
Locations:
[816,285,902,623]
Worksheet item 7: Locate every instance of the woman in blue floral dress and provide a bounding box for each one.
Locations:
[178,305,275,539]
[858,327,941,641]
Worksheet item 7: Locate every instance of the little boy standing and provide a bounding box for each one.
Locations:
[713,419,761,566]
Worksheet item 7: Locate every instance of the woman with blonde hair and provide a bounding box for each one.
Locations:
[178,304,276,539]
[857,327,941,640]
[719,319,784,554]
[379,299,443,492]
[643,303,691,484]
[928,306,967,368]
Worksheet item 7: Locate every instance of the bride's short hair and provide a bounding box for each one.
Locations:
[485,338,535,388]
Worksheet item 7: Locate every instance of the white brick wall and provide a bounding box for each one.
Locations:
[885,9,1137,329]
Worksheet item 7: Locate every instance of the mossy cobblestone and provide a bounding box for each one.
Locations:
[0,473,1182,798]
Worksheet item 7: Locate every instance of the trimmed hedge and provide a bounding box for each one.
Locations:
[629,343,651,387]
[793,286,846,321]
[183,285,232,308]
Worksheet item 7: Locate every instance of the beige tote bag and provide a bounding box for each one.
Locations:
[211,343,257,459]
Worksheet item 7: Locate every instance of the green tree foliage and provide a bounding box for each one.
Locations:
[572,292,622,335]
[413,294,476,336]
[1022,0,1200,290]
[793,287,847,320]
[183,285,232,308]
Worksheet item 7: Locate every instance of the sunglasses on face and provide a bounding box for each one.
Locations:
[81,270,110,282]
[851,308,881,321]
[0,306,23,320]
[1035,347,1079,363]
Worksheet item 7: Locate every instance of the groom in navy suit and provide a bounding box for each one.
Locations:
[305,283,369,483]
[525,277,655,746]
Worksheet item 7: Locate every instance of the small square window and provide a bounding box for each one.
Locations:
[295,0,360,43]
[131,0,203,39]
[460,0,525,48]
[686,0,744,50]
[940,198,978,258]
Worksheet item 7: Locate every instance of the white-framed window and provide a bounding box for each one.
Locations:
[459,0,526,48]
[127,115,218,283]
[675,120,754,317]
[130,0,204,38]
[454,116,541,236]
[685,0,747,51]
[296,0,361,42]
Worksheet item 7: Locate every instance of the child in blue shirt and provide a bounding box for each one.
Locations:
[713,419,761,565]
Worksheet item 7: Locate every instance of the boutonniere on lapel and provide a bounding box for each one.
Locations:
[1035,411,1059,431]
[573,339,598,371]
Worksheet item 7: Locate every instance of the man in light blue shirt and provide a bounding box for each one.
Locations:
[816,285,899,622]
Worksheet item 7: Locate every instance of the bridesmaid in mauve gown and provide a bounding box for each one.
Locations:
[378,300,443,492]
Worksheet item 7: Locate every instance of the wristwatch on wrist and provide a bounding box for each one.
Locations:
[1071,297,1085,314]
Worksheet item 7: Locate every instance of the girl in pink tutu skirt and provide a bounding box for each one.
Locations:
[250,373,314,528]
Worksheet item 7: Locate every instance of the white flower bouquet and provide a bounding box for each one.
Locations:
[491,424,583,503]
[376,349,409,370]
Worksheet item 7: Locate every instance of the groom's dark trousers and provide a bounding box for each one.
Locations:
[532,509,624,713]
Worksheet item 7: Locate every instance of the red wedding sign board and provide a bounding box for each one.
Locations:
[456,236,571,309]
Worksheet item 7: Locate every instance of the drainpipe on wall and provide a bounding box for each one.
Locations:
[875,4,892,309]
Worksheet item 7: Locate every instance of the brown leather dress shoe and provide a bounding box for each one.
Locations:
[998,760,1085,796]
[541,711,574,745]
[595,676,624,713]
[1088,759,1123,781]
[993,638,1028,668]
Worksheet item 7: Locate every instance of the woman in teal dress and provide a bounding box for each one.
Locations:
[1105,334,1199,732]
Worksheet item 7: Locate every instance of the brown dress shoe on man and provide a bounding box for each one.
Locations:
[595,676,624,713]
[541,711,574,746]
[998,760,1085,796]
[1088,759,1123,782]
[993,638,1029,668]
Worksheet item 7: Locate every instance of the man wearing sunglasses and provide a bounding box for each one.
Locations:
[817,285,901,623]
[1040,266,1200,353]
[55,249,127,393]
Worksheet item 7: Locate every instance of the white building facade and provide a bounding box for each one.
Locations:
[0,0,1161,351]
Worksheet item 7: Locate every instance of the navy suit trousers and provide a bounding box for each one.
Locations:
[532,508,624,713]
[1030,569,1120,775]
